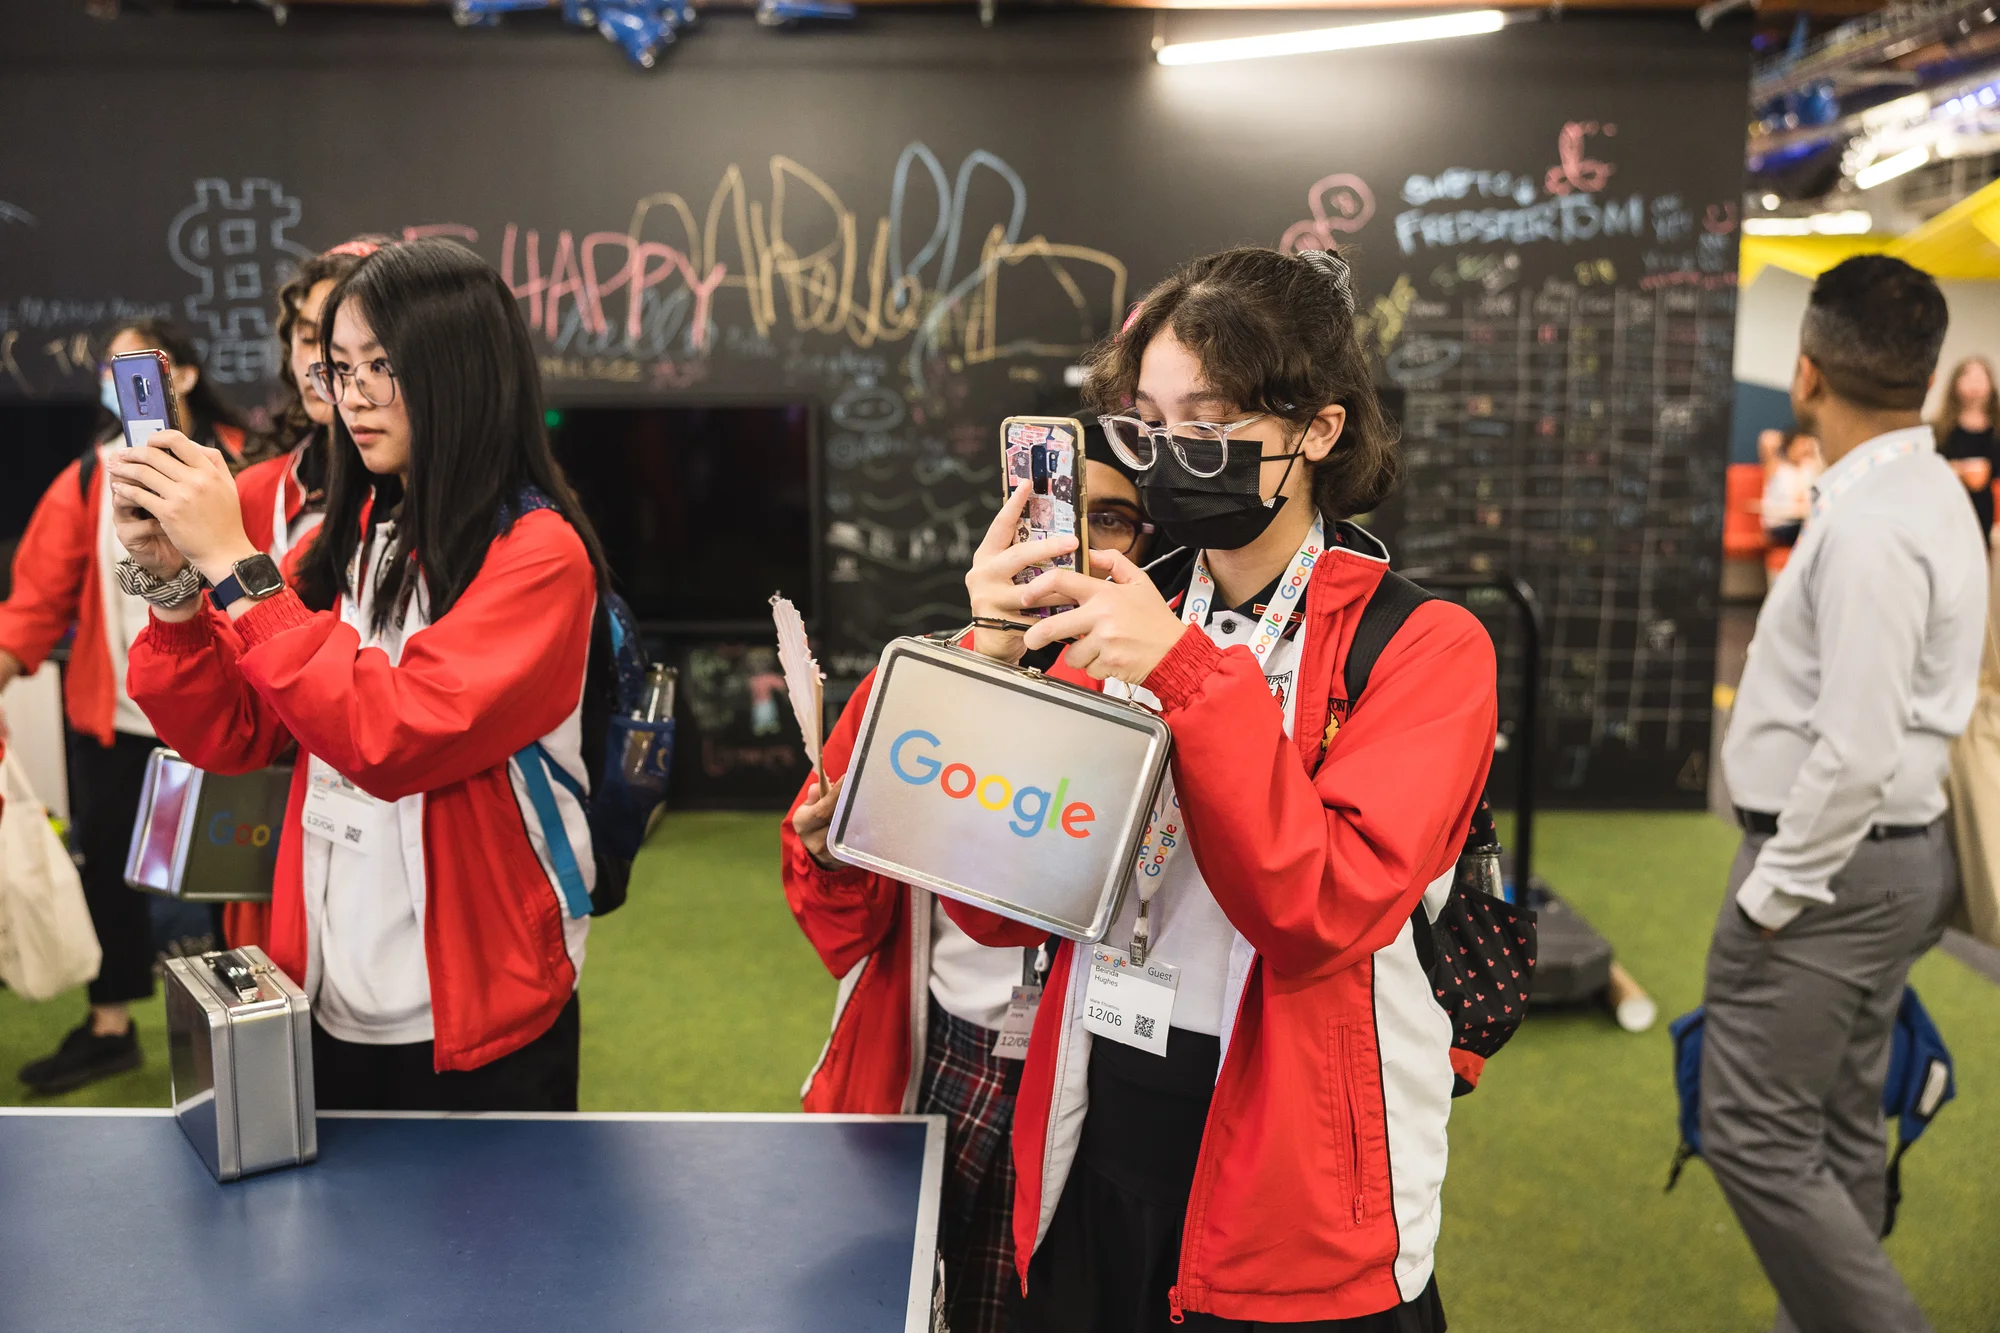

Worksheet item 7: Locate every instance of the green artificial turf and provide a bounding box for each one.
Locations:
[3,809,1995,1330]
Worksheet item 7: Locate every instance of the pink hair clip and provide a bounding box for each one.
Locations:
[324,240,380,259]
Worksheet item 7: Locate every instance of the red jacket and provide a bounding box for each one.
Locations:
[0,457,119,745]
[0,429,247,747]
[222,441,322,955]
[126,509,597,1071]
[235,439,322,570]
[781,697,939,1114]
[939,536,1497,1322]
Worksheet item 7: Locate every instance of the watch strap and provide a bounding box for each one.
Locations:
[210,554,284,611]
[208,572,247,612]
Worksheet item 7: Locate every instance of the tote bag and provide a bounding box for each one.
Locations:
[0,748,101,1000]
[1946,548,2000,948]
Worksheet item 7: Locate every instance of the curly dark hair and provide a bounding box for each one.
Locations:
[273,236,397,447]
[1080,246,1400,520]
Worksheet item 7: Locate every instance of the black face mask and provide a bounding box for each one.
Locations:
[1138,443,1303,552]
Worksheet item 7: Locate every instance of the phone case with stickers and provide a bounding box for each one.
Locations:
[1000,416,1087,618]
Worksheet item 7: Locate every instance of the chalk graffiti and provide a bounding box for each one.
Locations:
[1545,121,1616,196]
[0,202,37,227]
[452,144,1124,395]
[1279,173,1377,255]
[167,178,311,384]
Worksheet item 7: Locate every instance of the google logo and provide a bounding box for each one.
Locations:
[888,730,1096,839]
[207,811,272,848]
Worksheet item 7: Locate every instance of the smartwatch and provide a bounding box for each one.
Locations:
[210,553,286,612]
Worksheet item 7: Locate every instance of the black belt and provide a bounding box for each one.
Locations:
[1734,807,1934,841]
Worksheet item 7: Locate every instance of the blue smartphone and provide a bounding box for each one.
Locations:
[110,348,181,519]
[111,349,179,449]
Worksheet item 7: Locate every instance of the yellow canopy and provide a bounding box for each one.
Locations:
[1741,177,2000,284]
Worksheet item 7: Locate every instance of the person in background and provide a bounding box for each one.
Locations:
[1932,354,1998,548]
[236,237,393,572]
[1760,430,1822,550]
[223,236,389,955]
[0,318,251,1095]
[961,247,1495,1332]
[784,429,1156,1333]
[1709,256,1982,1333]
[110,239,606,1111]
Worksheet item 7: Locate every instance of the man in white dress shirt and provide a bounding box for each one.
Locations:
[1708,256,1984,1333]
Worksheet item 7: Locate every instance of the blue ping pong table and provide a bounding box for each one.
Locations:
[0,1108,944,1333]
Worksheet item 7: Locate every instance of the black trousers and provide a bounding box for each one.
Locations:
[67,730,159,1006]
[311,992,581,1112]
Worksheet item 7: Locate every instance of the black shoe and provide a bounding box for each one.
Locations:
[18,1018,142,1095]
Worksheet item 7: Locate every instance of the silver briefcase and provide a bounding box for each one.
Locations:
[125,748,290,902]
[828,637,1172,942]
[163,946,317,1182]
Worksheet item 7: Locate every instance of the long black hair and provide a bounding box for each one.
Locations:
[103,316,258,454]
[271,236,395,493]
[292,238,609,630]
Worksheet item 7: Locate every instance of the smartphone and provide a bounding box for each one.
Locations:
[1000,415,1088,618]
[110,349,182,519]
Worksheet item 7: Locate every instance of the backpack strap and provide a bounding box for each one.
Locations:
[1331,570,1439,974]
[1344,571,1433,703]
[515,741,595,919]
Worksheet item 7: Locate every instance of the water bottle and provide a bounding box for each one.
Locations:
[637,665,677,723]
[1455,842,1506,900]
[625,665,678,786]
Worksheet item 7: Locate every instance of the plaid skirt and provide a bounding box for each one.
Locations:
[917,998,1023,1333]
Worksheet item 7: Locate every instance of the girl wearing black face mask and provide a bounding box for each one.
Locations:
[948,247,1499,1332]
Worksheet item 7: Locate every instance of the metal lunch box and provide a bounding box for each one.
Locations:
[828,637,1173,942]
[163,946,317,1182]
[125,748,291,902]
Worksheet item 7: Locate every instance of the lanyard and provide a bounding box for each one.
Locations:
[1809,432,1926,521]
[1126,515,1325,963]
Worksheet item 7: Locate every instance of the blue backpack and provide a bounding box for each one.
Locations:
[506,491,675,917]
[1668,985,1955,1237]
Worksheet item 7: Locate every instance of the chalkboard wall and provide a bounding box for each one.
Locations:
[0,3,1747,808]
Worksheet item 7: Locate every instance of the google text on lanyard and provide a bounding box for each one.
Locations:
[1082,516,1323,1057]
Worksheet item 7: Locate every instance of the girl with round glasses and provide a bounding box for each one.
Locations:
[948,247,1499,1332]
[0,316,253,1096]
[107,238,611,1112]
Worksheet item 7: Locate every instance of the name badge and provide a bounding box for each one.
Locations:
[991,984,1041,1060]
[1081,944,1178,1057]
[302,765,381,856]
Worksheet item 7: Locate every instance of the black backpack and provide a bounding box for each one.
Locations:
[505,490,674,917]
[1323,571,1538,1097]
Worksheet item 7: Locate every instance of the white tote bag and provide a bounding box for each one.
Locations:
[0,748,101,1000]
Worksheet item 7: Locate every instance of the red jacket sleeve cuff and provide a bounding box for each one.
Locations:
[785,833,874,889]
[1141,624,1223,711]
[141,609,216,656]
[233,589,317,647]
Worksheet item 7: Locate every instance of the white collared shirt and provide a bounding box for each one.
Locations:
[1723,425,1988,928]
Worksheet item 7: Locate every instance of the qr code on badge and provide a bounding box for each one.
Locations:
[1134,1015,1155,1040]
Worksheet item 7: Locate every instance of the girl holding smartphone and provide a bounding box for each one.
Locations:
[785,434,1155,1333]
[108,238,606,1111]
[950,248,1497,1331]
[0,317,252,1095]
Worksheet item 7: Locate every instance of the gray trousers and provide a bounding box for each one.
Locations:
[1699,825,1958,1333]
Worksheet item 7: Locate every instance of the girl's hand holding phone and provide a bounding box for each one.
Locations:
[1017,549,1187,686]
[110,492,188,584]
[105,431,258,586]
[966,483,1082,665]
